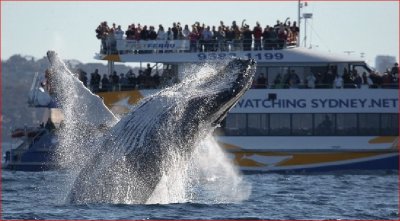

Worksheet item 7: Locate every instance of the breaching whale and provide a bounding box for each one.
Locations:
[46,51,256,204]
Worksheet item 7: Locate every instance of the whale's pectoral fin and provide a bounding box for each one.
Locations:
[46,50,118,127]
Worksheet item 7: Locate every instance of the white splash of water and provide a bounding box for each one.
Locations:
[146,134,252,204]
[190,135,251,203]
[51,55,251,204]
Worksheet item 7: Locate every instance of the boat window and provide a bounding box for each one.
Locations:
[220,113,397,137]
[350,64,371,75]
[270,114,290,135]
[266,66,335,89]
[255,67,267,79]
[247,114,269,135]
[289,67,305,88]
[336,114,358,135]
[224,114,247,136]
[381,113,398,136]
[292,114,313,135]
[309,65,328,76]
[314,114,336,135]
[267,67,289,88]
[359,114,380,135]
[253,67,269,89]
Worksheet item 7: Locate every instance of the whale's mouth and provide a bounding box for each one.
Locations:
[208,58,256,127]
[211,106,230,127]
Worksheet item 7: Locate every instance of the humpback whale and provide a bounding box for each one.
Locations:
[46,51,256,204]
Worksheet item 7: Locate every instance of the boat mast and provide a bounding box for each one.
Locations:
[298,1,312,48]
[297,0,301,47]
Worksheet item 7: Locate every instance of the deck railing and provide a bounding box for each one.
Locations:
[100,38,296,55]
[91,82,398,93]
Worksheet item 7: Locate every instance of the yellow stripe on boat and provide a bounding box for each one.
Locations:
[97,90,143,110]
[275,152,384,166]
[368,136,397,144]
[103,54,121,62]
[229,151,392,167]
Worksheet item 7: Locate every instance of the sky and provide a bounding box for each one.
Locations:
[1,1,399,67]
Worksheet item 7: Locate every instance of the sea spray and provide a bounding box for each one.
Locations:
[48,52,253,204]
[189,135,251,203]
[147,134,251,204]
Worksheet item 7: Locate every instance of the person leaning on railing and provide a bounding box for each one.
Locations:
[90,69,101,92]
[101,74,110,91]
[215,26,226,51]
[125,24,136,40]
[201,26,213,52]
[253,22,263,51]
[96,21,110,54]
[189,26,200,52]
[181,25,190,39]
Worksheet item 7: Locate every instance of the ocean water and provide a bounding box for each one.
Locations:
[2,169,398,220]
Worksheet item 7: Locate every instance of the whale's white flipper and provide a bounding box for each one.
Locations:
[46,51,118,127]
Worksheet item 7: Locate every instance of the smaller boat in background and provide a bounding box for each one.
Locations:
[3,110,61,171]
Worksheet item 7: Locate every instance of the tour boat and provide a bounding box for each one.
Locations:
[91,38,398,173]
[9,27,398,173]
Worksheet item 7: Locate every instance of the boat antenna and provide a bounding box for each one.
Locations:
[298,0,310,47]
[297,0,301,47]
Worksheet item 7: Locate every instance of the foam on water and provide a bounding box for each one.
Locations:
[49,54,251,204]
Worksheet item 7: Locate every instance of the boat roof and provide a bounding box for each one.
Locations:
[95,47,366,65]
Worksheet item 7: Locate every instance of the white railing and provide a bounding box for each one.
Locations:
[117,39,190,52]
[100,38,296,55]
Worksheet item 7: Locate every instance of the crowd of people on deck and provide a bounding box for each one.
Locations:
[73,63,398,92]
[76,63,178,92]
[253,63,399,89]
[95,18,299,53]
[91,20,399,90]
[42,62,398,93]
